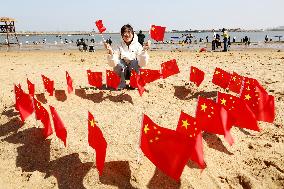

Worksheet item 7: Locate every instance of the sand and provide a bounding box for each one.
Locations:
[0,49,283,189]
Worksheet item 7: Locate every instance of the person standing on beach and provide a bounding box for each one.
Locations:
[104,24,150,89]
[137,30,145,45]
[106,37,112,46]
[265,35,269,43]
[222,28,229,52]
[212,31,216,51]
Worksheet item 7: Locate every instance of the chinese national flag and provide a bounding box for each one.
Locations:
[190,66,205,87]
[27,79,35,97]
[150,25,166,41]
[228,72,244,93]
[196,96,234,145]
[129,70,145,96]
[176,111,205,169]
[212,67,231,89]
[41,75,54,96]
[15,87,34,123]
[88,111,107,176]
[87,70,103,89]
[239,77,275,123]
[140,69,161,83]
[161,59,180,79]
[106,70,120,90]
[217,92,260,131]
[14,84,23,111]
[95,20,106,33]
[34,98,53,138]
[66,71,73,94]
[140,114,190,181]
[49,106,67,146]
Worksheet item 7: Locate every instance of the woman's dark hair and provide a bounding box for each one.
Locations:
[121,24,134,36]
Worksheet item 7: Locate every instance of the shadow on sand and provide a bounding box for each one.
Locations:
[174,86,217,100]
[202,132,233,155]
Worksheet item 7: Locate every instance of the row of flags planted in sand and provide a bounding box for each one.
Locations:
[26,60,179,98]
[15,84,66,143]
[140,73,275,180]
[14,84,107,176]
[28,63,275,124]
[190,66,275,123]
[14,69,275,180]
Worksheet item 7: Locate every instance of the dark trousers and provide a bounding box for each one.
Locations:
[212,40,216,50]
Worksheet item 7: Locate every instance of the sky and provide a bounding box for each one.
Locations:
[1,0,283,32]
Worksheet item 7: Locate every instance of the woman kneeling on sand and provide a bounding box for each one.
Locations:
[104,24,150,89]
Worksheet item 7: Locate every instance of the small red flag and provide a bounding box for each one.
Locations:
[88,111,107,176]
[140,69,161,83]
[240,77,275,123]
[176,111,206,169]
[106,70,120,90]
[150,25,166,41]
[34,98,53,138]
[66,71,73,94]
[217,92,260,131]
[27,79,35,97]
[228,72,244,93]
[161,59,180,79]
[212,67,231,89]
[49,106,67,146]
[42,75,54,96]
[196,96,234,145]
[140,114,190,181]
[87,70,102,89]
[190,66,205,87]
[199,47,207,53]
[129,70,146,96]
[95,20,106,33]
[16,89,34,123]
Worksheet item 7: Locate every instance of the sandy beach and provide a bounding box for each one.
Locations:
[0,48,284,189]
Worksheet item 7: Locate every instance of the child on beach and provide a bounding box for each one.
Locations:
[104,24,150,89]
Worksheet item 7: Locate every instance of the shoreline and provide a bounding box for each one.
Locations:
[1,42,284,52]
[0,29,283,36]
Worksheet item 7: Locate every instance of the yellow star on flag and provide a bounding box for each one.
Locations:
[201,103,207,112]
[89,119,96,127]
[144,124,150,134]
[245,94,251,100]
[182,119,190,129]
[220,98,227,105]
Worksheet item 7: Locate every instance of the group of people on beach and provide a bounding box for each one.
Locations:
[211,28,230,52]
